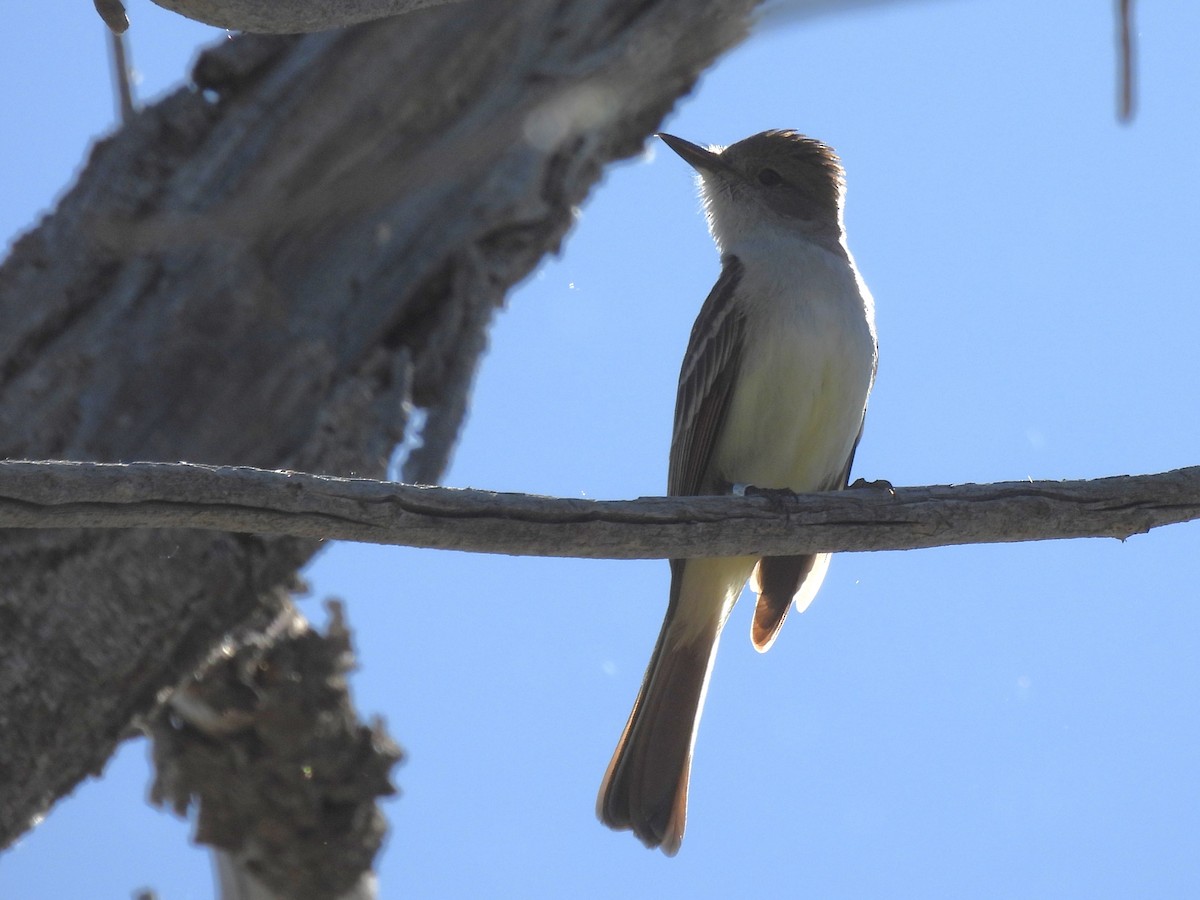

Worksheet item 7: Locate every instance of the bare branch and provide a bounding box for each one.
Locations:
[144,0,941,35]
[147,0,465,33]
[95,0,130,33]
[1117,0,1137,122]
[1,460,1196,558]
[107,26,137,123]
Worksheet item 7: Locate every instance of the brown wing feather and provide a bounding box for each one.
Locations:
[668,256,746,498]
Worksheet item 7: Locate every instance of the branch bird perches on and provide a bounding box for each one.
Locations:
[0,460,1195,558]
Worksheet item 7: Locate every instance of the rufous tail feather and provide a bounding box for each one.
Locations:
[597,611,721,854]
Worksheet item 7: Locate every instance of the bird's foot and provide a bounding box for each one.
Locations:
[739,484,799,513]
[848,477,896,496]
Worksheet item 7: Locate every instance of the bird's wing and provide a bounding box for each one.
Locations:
[668,256,746,498]
[838,419,865,488]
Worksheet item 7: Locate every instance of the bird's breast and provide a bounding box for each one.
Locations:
[712,241,876,492]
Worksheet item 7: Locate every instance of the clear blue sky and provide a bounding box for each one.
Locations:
[3,1,1199,897]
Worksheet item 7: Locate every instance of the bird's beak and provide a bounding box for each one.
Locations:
[657,133,729,176]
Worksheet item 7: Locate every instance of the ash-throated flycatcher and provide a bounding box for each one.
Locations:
[597,130,878,855]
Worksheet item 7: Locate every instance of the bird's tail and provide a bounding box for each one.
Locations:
[597,556,753,855]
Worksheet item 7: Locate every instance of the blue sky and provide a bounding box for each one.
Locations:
[3,1,1199,897]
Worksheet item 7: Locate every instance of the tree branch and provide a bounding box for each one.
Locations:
[1,459,1196,558]
[1117,0,1137,121]
[141,0,922,35]
[147,0,464,33]
[95,0,130,33]
[106,26,137,123]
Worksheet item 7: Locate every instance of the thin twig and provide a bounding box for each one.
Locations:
[1118,0,1136,123]
[107,26,137,123]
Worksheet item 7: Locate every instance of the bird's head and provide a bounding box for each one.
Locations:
[658,130,846,253]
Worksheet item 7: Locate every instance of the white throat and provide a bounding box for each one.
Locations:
[697,172,848,260]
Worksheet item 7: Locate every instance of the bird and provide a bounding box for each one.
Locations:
[596,129,878,855]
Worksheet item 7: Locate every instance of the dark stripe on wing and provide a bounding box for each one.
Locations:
[668,255,746,499]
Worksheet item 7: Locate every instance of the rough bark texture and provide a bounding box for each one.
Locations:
[148,600,400,899]
[0,0,756,851]
[2,461,1198,558]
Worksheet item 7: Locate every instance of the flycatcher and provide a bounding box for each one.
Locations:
[597,130,878,855]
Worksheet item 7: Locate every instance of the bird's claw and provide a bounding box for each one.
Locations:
[739,484,799,513]
[848,477,895,496]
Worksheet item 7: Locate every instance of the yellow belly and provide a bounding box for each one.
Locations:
[712,326,869,492]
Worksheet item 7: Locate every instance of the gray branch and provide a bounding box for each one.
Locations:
[147,0,464,33]
[139,0,919,35]
[1,460,1196,557]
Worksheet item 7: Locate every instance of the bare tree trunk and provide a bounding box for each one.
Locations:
[0,0,756,857]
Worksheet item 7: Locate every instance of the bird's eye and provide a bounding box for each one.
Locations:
[757,168,783,187]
